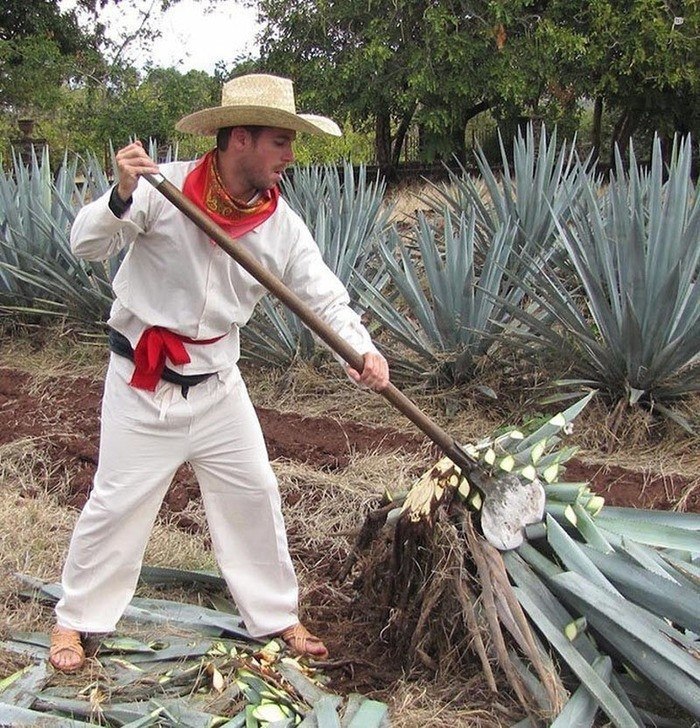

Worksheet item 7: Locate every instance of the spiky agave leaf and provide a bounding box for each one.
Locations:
[507,452,700,722]
[0,704,94,726]
[357,124,592,385]
[6,583,389,726]
[421,124,590,277]
[517,549,700,717]
[0,148,117,325]
[357,209,529,384]
[0,662,49,710]
[0,142,181,327]
[459,392,595,488]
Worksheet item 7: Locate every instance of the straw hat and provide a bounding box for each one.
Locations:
[176,73,341,137]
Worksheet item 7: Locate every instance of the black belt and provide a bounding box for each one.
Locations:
[108,328,215,399]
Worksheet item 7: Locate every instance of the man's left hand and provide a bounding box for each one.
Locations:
[347,352,390,392]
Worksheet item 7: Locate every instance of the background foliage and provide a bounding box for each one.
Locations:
[1,126,697,433]
[2,0,698,169]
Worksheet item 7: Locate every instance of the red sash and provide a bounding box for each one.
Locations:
[130,327,223,391]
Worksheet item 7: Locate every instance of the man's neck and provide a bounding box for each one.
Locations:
[214,151,256,202]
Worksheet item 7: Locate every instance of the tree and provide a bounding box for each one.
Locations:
[0,1,100,117]
[0,1,91,47]
[0,0,229,159]
[587,0,699,161]
[89,67,220,150]
[256,0,421,170]
[254,0,597,167]
[255,0,532,168]
[255,0,699,167]
[539,0,700,162]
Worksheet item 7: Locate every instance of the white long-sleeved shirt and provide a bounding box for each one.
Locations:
[70,160,376,375]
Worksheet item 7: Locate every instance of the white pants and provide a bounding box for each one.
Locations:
[55,354,298,638]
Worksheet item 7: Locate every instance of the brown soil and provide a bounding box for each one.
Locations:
[1,365,698,702]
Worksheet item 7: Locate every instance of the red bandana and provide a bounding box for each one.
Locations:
[182,149,279,238]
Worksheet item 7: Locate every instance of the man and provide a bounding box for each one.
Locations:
[49,74,389,672]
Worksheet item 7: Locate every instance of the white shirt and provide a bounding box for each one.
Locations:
[70,160,377,375]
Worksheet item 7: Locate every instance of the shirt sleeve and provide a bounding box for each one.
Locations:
[282,220,378,363]
[70,182,150,261]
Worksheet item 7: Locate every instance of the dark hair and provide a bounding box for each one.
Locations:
[216,125,265,151]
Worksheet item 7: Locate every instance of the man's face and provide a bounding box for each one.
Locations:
[238,127,296,192]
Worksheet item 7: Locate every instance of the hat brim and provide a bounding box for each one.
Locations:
[176,105,341,137]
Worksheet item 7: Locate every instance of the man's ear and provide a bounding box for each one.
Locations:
[229,127,250,149]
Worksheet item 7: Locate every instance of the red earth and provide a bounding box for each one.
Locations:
[1,365,698,701]
[2,366,696,514]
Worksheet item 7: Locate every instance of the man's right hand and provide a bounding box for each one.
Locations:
[115,141,160,201]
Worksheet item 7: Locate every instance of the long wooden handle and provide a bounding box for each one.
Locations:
[144,172,465,460]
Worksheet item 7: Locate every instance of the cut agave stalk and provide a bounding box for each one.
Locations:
[563,617,588,642]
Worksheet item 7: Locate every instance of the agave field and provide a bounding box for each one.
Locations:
[0,127,698,726]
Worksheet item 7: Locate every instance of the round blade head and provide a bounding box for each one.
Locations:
[479,474,546,551]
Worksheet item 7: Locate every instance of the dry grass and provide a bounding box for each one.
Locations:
[242,355,511,448]
[0,441,76,636]
[385,181,435,225]
[242,357,419,431]
[566,397,700,481]
[241,348,699,487]
[0,323,107,383]
[0,441,75,553]
[387,679,519,727]
[0,438,217,639]
[276,449,429,604]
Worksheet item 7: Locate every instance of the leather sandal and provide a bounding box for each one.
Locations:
[49,626,85,672]
[280,623,329,659]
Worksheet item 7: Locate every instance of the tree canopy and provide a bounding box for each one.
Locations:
[0,0,226,161]
[0,0,100,116]
[573,0,700,154]
[255,0,700,167]
[1,0,697,166]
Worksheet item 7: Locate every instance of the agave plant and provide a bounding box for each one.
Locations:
[7,568,389,727]
[357,210,541,384]
[0,140,182,329]
[350,394,700,725]
[422,124,590,272]
[0,147,61,305]
[0,147,117,326]
[355,125,592,385]
[241,162,393,367]
[499,134,700,431]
